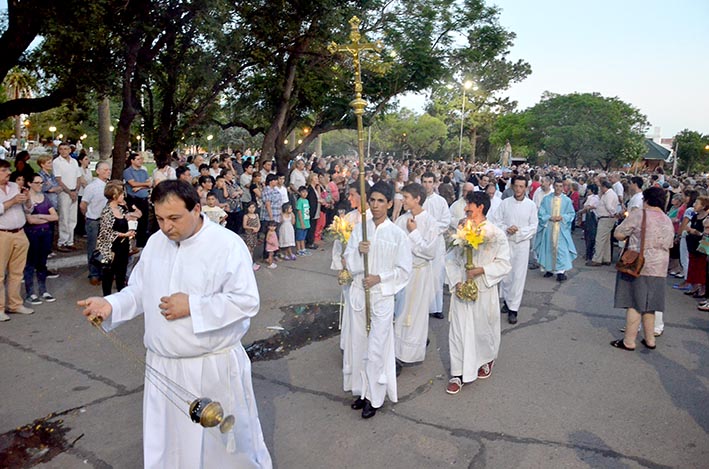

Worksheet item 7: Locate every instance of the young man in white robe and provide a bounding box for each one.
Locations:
[445,191,511,395]
[489,176,538,325]
[344,181,412,419]
[79,180,272,469]
[421,172,451,319]
[393,183,439,369]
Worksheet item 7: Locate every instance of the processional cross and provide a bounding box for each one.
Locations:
[328,16,383,333]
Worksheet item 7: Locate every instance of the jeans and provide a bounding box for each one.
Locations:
[24,228,52,297]
[86,218,101,279]
[584,212,597,260]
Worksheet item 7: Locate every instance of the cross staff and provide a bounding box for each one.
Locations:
[328,16,383,333]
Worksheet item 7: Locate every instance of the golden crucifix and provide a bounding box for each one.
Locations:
[328,16,383,333]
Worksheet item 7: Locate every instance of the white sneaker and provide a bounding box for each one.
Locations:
[0,312,10,322]
[26,294,42,305]
[9,305,34,315]
[41,292,56,303]
[267,263,278,269]
[252,263,261,271]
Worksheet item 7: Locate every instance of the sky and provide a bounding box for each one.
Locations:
[402,0,709,137]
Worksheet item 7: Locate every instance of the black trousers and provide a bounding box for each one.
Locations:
[584,212,597,260]
[127,195,150,247]
[102,244,129,296]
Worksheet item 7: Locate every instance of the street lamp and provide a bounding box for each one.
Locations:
[49,126,56,139]
[109,125,115,132]
[207,134,213,153]
[458,80,475,160]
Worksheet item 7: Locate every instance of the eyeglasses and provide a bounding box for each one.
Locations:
[30,181,43,184]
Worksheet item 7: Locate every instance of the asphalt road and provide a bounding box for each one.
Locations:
[0,235,707,468]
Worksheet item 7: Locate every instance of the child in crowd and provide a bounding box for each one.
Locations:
[279,202,296,260]
[203,193,228,226]
[265,221,280,269]
[241,202,260,271]
[296,186,311,256]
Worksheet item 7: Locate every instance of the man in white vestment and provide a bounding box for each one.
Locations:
[79,180,272,469]
[489,176,538,325]
[449,182,474,229]
[421,171,451,319]
[445,191,511,395]
[393,183,438,369]
[344,181,412,419]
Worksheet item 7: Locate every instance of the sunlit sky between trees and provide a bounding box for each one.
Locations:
[401,0,709,137]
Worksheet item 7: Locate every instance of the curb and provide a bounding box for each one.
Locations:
[48,254,87,270]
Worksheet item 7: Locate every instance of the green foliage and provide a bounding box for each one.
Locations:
[673,129,709,174]
[491,92,649,169]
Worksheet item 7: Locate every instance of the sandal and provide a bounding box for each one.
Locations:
[610,339,635,351]
[640,339,656,350]
[446,377,463,395]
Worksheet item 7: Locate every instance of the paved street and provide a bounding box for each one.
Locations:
[0,236,707,468]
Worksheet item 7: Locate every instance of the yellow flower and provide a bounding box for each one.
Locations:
[453,220,486,249]
[328,215,353,244]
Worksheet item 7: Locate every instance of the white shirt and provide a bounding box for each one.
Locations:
[78,167,93,197]
[82,178,108,219]
[289,168,307,191]
[532,187,552,209]
[0,182,27,229]
[627,192,644,212]
[53,156,82,190]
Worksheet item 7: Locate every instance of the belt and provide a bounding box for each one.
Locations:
[87,218,100,221]
[597,216,614,219]
[0,227,23,233]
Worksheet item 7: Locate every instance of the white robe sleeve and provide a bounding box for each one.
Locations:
[510,203,538,243]
[378,231,412,297]
[407,219,438,261]
[188,245,260,334]
[445,246,466,292]
[480,229,512,289]
[331,240,344,270]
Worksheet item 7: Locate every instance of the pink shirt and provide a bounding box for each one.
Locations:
[615,209,674,277]
[0,182,27,230]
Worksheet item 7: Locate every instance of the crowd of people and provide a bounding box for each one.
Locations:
[2,144,704,465]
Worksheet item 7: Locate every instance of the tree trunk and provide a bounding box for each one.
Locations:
[98,97,112,160]
[14,116,22,144]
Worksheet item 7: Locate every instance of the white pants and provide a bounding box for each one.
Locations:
[679,236,689,280]
[501,240,530,311]
[58,192,78,247]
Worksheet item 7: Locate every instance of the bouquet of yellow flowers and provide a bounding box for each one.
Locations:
[328,215,353,245]
[451,220,486,302]
[328,215,354,285]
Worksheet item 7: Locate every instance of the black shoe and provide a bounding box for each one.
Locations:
[556,273,567,282]
[429,312,444,319]
[501,301,510,315]
[528,262,539,270]
[508,311,518,324]
[426,338,430,347]
[543,272,553,278]
[46,270,59,279]
[306,244,318,250]
[361,399,376,419]
[351,397,366,410]
[395,360,402,377]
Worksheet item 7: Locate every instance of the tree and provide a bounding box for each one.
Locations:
[212,0,527,173]
[491,92,649,169]
[673,129,709,174]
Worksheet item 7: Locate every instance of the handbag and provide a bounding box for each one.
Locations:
[615,209,645,278]
[90,249,110,268]
[697,235,709,255]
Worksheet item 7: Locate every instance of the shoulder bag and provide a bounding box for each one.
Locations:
[615,209,645,278]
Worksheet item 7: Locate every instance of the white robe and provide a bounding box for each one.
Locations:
[343,218,412,408]
[445,221,511,383]
[393,210,438,363]
[331,209,370,351]
[489,197,538,311]
[103,216,272,469]
[423,192,452,314]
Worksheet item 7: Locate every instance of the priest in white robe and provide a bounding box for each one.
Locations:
[445,191,511,395]
[394,183,438,365]
[489,176,538,325]
[343,182,412,419]
[79,180,272,469]
[421,172,452,319]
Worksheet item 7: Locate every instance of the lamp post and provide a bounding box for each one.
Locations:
[458,80,474,160]
[49,126,56,140]
[207,134,213,154]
